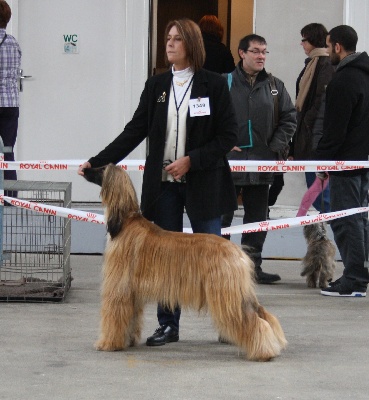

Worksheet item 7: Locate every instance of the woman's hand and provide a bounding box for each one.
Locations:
[78,161,91,176]
[165,156,191,181]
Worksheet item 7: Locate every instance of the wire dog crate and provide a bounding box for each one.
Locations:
[0,180,72,302]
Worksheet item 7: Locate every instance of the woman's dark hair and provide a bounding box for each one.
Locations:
[198,15,224,41]
[164,18,205,72]
[0,0,11,29]
[301,23,328,48]
[328,25,358,52]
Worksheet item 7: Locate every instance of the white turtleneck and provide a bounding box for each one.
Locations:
[162,66,194,182]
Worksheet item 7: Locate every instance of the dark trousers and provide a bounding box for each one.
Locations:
[154,182,222,331]
[0,107,19,181]
[268,173,284,207]
[330,174,369,285]
[222,184,269,269]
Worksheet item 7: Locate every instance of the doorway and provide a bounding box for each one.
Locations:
[150,0,254,76]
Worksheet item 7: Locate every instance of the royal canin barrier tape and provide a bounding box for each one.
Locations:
[1,196,105,225]
[2,195,368,236]
[0,157,369,172]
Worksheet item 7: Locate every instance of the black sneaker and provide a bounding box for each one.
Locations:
[328,277,342,287]
[255,267,281,284]
[321,282,367,297]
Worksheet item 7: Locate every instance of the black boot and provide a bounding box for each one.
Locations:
[255,266,281,284]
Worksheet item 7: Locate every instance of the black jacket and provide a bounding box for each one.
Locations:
[202,33,235,74]
[315,52,369,175]
[88,69,238,221]
[291,56,334,160]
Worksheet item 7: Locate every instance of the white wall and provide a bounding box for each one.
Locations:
[344,0,369,51]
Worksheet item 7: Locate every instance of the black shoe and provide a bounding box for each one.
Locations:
[255,267,281,284]
[321,281,367,297]
[146,325,179,346]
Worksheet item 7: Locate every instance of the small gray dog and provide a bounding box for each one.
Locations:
[301,223,336,288]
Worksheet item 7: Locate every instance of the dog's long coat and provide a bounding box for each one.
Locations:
[83,164,287,361]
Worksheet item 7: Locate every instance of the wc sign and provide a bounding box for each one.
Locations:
[63,34,79,54]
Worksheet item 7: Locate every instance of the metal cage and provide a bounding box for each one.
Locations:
[0,180,72,302]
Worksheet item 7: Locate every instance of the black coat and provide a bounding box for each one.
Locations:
[88,68,238,221]
[291,56,334,160]
[202,33,235,74]
[315,52,369,176]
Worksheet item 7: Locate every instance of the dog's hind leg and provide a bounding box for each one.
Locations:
[239,304,287,361]
[210,299,286,361]
[127,301,144,347]
[256,305,287,350]
[306,271,318,288]
[95,293,135,351]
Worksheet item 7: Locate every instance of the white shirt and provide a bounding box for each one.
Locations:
[162,66,194,182]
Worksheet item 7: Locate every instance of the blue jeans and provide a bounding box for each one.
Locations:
[305,172,330,213]
[154,182,221,330]
[330,173,369,285]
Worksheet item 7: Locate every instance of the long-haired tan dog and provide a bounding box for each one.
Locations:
[301,223,336,288]
[83,164,287,361]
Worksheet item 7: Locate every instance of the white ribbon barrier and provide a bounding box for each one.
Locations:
[0,157,369,172]
[2,195,368,235]
[1,196,105,225]
[220,207,368,235]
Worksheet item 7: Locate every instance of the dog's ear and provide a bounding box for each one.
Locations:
[106,214,122,239]
[82,166,106,187]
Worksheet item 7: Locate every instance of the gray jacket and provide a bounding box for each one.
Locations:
[225,63,296,185]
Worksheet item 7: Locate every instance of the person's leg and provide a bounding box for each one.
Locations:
[221,186,241,239]
[190,216,222,236]
[0,107,19,181]
[241,185,281,283]
[268,173,284,207]
[153,182,185,331]
[323,174,369,294]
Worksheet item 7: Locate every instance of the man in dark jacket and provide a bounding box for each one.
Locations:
[315,25,369,297]
[222,34,296,284]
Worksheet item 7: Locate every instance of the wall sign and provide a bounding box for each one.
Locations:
[63,34,79,54]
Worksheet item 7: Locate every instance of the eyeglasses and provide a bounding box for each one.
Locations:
[246,49,269,56]
[301,38,309,43]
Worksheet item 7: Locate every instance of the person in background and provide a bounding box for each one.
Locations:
[198,15,235,74]
[221,34,296,284]
[0,0,21,188]
[78,19,238,344]
[315,25,369,297]
[289,23,334,213]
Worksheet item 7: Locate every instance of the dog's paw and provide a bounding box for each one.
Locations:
[94,340,124,351]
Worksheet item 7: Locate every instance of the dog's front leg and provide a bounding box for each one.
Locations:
[95,293,135,351]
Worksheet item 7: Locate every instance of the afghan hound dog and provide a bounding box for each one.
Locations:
[82,164,287,361]
[301,223,336,288]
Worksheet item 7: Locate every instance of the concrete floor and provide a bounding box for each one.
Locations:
[1,255,368,400]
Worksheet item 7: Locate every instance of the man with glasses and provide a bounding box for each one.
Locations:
[222,34,296,284]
